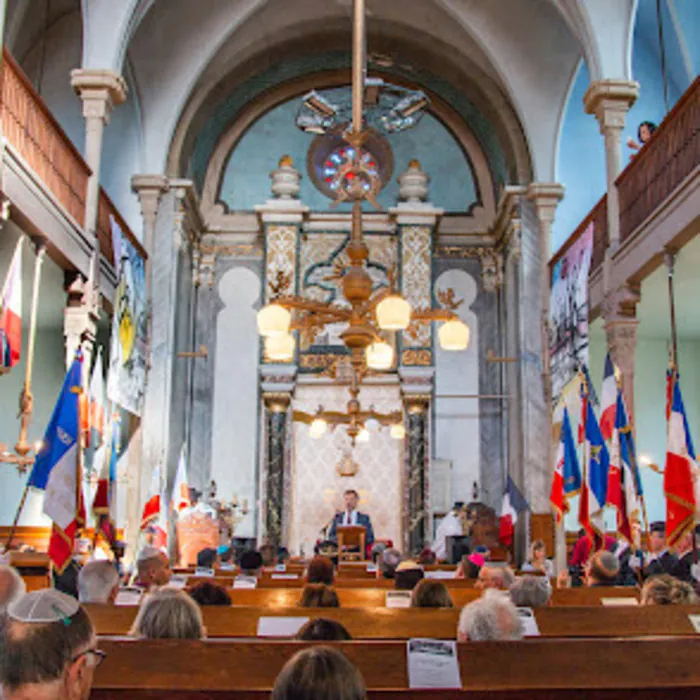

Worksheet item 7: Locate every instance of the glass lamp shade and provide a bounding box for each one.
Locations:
[257,303,291,337]
[390,423,406,440]
[309,418,327,439]
[438,320,470,351]
[366,341,394,370]
[376,294,411,330]
[264,333,295,361]
[357,427,370,443]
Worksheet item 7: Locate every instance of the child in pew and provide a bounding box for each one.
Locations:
[295,618,352,641]
[272,646,366,700]
[188,580,232,606]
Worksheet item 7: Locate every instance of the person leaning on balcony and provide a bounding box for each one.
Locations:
[627,120,657,157]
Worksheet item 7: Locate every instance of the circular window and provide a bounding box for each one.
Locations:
[307,129,393,200]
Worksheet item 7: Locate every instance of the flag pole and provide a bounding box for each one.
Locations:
[665,251,678,372]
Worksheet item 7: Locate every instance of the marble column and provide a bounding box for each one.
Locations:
[603,284,640,424]
[260,366,296,546]
[584,80,639,249]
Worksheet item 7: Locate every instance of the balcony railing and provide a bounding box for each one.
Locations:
[97,187,146,265]
[0,49,90,228]
[617,75,699,244]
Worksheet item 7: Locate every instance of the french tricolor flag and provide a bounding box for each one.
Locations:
[28,353,85,573]
[1,238,22,370]
[599,354,617,443]
[141,465,168,549]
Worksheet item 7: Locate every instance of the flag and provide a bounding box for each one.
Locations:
[599,354,617,442]
[27,353,85,573]
[0,237,22,369]
[578,375,588,445]
[141,465,167,549]
[87,348,106,447]
[607,389,639,543]
[664,374,697,549]
[579,400,610,548]
[499,475,529,547]
[171,445,190,513]
[92,412,118,546]
[551,408,581,523]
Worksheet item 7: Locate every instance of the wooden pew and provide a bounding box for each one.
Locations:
[92,637,700,698]
[85,603,700,640]
[9,552,51,591]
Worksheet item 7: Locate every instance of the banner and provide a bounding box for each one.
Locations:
[107,216,147,416]
[549,222,593,406]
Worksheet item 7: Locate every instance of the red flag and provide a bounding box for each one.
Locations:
[0,237,22,369]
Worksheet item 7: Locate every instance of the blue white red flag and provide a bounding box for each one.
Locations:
[599,354,617,442]
[499,475,529,547]
[0,237,22,369]
[551,408,581,523]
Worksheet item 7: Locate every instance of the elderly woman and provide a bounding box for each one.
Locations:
[641,574,698,606]
[130,588,205,639]
[509,575,551,608]
[521,540,554,578]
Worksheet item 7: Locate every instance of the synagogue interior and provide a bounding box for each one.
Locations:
[0,0,699,696]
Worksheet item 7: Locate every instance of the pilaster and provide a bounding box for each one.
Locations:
[584,80,639,249]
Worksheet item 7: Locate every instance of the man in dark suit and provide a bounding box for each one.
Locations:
[328,489,374,546]
[643,521,679,579]
[673,526,699,583]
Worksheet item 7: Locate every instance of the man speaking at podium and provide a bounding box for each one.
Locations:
[328,489,375,546]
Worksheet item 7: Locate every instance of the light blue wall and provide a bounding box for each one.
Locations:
[220,98,477,213]
[553,0,698,253]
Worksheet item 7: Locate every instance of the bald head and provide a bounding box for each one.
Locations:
[0,566,26,614]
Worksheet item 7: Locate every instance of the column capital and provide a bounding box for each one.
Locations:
[71,69,127,122]
[602,283,641,323]
[388,202,443,227]
[583,80,640,132]
[254,199,309,225]
[399,366,434,401]
[527,183,565,224]
[260,364,297,395]
[131,174,169,246]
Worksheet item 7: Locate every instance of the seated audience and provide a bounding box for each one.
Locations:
[673,527,699,583]
[296,618,352,641]
[307,555,335,585]
[457,589,524,642]
[0,565,26,614]
[641,574,698,605]
[188,580,232,606]
[78,560,120,604]
[509,575,551,608]
[643,521,679,579]
[298,583,340,608]
[394,561,424,591]
[236,550,263,584]
[585,551,621,587]
[134,546,172,591]
[260,543,278,568]
[377,548,402,579]
[455,552,485,579]
[196,547,219,570]
[131,588,205,640]
[521,539,554,577]
[475,564,515,591]
[272,646,367,700]
[0,589,101,700]
[411,579,454,608]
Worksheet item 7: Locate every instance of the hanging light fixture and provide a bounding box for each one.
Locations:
[376,294,411,331]
[390,423,406,440]
[438,319,470,351]
[356,427,370,443]
[309,417,328,439]
[365,341,394,370]
[257,303,291,337]
[264,333,295,361]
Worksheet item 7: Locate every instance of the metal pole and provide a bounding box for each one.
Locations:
[656,0,670,113]
[665,251,678,371]
[351,0,366,136]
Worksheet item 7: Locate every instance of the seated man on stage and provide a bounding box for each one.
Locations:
[328,489,374,546]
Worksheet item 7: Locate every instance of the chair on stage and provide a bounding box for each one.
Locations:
[336,525,366,561]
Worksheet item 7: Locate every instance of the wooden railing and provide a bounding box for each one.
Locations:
[0,49,90,227]
[97,187,147,266]
[617,75,700,244]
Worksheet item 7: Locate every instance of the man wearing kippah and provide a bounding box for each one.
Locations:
[0,589,104,700]
[643,521,679,579]
[134,545,172,592]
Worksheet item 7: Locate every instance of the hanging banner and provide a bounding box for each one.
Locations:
[549,222,593,407]
[107,216,147,416]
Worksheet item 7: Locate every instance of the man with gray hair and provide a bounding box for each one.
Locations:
[509,575,551,608]
[475,564,516,591]
[134,546,172,591]
[0,565,26,614]
[377,548,402,579]
[78,560,120,604]
[457,589,524,642]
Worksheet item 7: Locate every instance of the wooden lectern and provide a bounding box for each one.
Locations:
[336,525,366,561]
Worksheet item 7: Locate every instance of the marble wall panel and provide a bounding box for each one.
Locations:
[289,383,403,555]
[401,226,432,350]
[265,226,297,301]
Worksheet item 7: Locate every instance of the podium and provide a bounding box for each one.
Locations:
[336,525,366,562]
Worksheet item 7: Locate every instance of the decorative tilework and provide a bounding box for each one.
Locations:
[265,226,297,302]
[400,226,432,350]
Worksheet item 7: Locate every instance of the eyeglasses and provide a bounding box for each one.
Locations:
[72,648,107,669]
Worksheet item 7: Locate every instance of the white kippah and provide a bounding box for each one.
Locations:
[137,545,164,563]
[7,589,79,623]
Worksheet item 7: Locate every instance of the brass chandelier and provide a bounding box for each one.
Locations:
[257,0,470,442]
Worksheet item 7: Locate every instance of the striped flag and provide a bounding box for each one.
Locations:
[171,445,190,513]
[0,237,22,369]
[499,475,529,547]
[88,348,106,447]
[599,354,617,442]
[92,410,119,545]
[664,374,697,549]
[550,408,581,523]
[28,352,85,573]
[141,465,167,549]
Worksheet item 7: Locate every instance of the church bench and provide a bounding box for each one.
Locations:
[91,637,700,699]
[85,603,700,640]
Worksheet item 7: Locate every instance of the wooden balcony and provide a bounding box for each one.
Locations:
[617,76,699,245]
[97,187,147,266]
[0,49,90,228]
